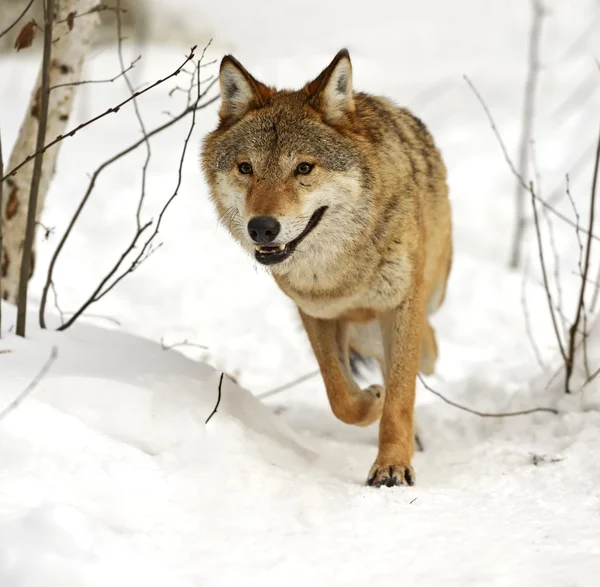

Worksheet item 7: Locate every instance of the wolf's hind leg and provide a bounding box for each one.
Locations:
[300,311,384,426]
[348,321,384,372]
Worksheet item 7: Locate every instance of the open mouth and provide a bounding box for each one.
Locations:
[254,206,328,266]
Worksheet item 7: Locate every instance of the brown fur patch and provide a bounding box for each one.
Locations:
[6,185,19,219]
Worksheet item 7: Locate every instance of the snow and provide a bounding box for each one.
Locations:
[2,0,600,584]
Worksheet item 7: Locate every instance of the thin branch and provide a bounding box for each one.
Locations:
[418,375,558,417]
[38,59,218,328]
[3,45,199,182]
[566,175,591,377]
[581,365,600,390]
[0,0,35,42]
[0,346,58,425]
[49,280,65,325]
[160,337,208,351]
[35,220,55,240]
[55,51,215,331]
[257,370,320,400]
[55,222,151,330]
[116,0,149,230]
[521,258,547,372]
[62,312,121,326]
[590,172,600,315]
[205,372,224,425]
[48,55,141,91]
[55,3,127,25]
[464,75,600,243]
[533,141,565,341]
[531,186,568,362]
[565,124,600,393]
[464,75,526,189]
[544,142,596,207]
[16,0,55,338]
[509,0,545,269]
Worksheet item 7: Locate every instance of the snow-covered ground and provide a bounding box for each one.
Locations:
[2,0,600,584]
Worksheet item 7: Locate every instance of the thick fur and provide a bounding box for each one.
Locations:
[201,50,452,487]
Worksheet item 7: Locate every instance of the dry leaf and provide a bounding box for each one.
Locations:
[66,11,75,31]
[14,20,37,52]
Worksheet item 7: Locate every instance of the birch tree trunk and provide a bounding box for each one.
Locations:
[1,0,100,303]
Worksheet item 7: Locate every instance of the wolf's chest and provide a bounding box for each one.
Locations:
[287,262,412,320]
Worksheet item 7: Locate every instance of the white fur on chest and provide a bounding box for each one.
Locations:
[289,250,412,319]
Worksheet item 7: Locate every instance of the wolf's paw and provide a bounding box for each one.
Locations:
[363,384,385,401]
[366,462,415,488]
[352,384,384,425]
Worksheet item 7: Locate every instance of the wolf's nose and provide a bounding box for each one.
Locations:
[248,216,281,243]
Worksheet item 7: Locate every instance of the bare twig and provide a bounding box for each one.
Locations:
[531,187,568,363]
[532,141,565,340]
[543,335,586,392]
[581,365,600,390]
[63,312,121,326]
[467,72,600,393]
[0,346,58,425]
[259,367,559,418]
[521,258,547,372]
[35,220,55,240]
[54,221,151,331]
[205,372,224,425]
[418,375,558,417]
[49,280,65,325]
[590,171,600,316]
[509,0,545,268]
[257,369,320,400]
[544,142,596,207]
[532,453,564,466]
[48,55,142,91]
[590,258,600,314]
[566,175,591,377]
[160,337,208,351]
[38,54,218,328]
[2,45,199,182]
[16,0,55,338]
[465,75,600,243]
[55,51,214,331]
[565,124,600,393]
[116,0,149,230]
[55,3,127,24]
[0,0,35,42]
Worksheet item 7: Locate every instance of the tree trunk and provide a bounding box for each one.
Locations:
[1,0,100,303]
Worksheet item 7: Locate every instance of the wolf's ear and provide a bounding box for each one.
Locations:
[305,49,354,123]
[218,55,273,124]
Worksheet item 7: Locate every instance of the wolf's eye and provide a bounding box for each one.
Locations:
[238,162,253,175]
[296,162,314,175]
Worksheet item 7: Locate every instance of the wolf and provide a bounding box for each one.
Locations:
[201,49,452,487]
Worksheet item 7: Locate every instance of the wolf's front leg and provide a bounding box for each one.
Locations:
[367,288,426,487]
[299,311,384,427]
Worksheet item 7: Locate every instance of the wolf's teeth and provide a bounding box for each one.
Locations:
[255,244,286,254]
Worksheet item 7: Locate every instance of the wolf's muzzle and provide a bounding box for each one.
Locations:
[254,206,328,266]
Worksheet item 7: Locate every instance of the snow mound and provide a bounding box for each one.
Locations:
[1,302,600,586]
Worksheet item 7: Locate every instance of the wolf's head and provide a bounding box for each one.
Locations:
[201,50,372,276]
